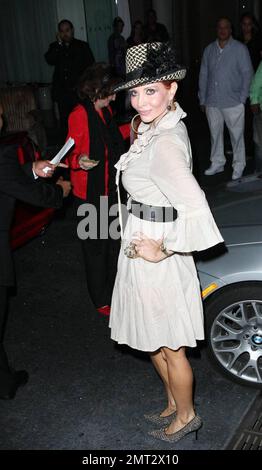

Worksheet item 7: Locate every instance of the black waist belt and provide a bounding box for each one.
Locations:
[129,199,177,223]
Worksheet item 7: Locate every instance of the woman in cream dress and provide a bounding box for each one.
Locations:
[109,43,223,443]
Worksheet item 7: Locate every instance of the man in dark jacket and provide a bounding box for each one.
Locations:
[45,19,94,138]
[0,104,71,399]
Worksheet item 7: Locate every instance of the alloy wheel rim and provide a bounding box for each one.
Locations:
[210,300,262,384]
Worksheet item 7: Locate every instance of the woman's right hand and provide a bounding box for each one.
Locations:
[78,154,100,171]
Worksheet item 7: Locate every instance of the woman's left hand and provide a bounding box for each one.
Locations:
[131,232,166,263]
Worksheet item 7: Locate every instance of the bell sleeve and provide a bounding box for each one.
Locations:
[149,135,224,253]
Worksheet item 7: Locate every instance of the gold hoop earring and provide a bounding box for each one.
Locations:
[131,113,142,134]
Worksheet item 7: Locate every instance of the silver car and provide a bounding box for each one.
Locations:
[197,184,262,388]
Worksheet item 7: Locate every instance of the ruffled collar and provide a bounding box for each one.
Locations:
[115,102,186,185]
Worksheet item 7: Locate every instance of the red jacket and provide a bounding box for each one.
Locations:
[66,104,110,200]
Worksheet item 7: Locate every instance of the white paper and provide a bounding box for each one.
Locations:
[43,137,75,173]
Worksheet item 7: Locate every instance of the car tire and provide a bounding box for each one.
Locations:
[205,282,262,388]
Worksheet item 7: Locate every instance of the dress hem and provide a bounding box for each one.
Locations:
[110,331,205,353]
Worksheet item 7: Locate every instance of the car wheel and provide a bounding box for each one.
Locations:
[205,283,262,388]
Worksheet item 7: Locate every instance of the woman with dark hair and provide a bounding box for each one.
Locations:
[239,12,262,71]
[108,17,127,77]
[109,43,223,443]
[108,17,127,118]
[144,9,169,43]
[127,20,144,48]
[66,63,125,316]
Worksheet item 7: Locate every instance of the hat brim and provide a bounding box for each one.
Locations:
[113,68,187,93]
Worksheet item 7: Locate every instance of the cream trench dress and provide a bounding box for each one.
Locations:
[109,104,223,352]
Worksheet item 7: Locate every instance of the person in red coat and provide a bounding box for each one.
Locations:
[66,63,125,316]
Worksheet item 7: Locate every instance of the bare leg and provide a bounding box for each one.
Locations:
[162,346,195,434]
[150,349,176,416]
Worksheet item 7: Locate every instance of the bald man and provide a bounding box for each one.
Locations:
[199,17,253,180]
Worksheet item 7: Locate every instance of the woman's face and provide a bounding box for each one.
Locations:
[130,82,177,123]
[241,16,253,35]
[116,21,124,34]
[95,94,116,109]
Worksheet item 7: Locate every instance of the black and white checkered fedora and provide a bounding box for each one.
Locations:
[114,42,187,92]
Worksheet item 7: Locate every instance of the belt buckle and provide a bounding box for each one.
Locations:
[150,210,156,222]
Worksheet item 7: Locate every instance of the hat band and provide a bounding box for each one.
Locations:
[125,67,146,82]
[125,64,181,84]
[126,62,168,82]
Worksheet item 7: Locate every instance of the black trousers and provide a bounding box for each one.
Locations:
[244,100,254,158]
[0,285,9,369]
[75,197,120,308]
[81,237,119,308]
[0,281,30,398]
